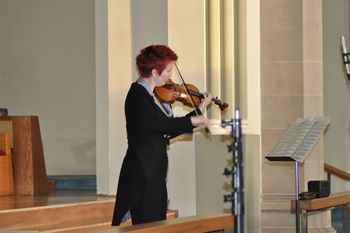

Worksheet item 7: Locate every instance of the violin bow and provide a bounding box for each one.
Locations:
[173,62,211,137]
[173,62,201,116]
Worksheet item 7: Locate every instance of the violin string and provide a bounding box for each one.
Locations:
[173,62,212,138]
[173,62,200,116]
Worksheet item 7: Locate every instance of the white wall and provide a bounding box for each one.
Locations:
[167,0,207,217]
[95,0,111,194]
[130,0,168,80]
[0,0,96,175]
[323,0,350,191]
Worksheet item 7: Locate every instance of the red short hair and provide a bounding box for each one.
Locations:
[136,45,178,77]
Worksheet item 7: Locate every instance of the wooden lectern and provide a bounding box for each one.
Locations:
[0,116,49,195]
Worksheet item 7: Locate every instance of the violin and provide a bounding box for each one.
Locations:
[154,79,229,111]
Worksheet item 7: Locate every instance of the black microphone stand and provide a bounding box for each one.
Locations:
[222,108,244,233]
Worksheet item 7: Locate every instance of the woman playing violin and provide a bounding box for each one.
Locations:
[111,44,212,226]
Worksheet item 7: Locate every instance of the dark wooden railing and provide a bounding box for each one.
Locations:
[324,163,350,181]
[291,191,350,233]
[287,163,350,233]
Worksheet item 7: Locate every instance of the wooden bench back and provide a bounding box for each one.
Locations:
[102,214,234,233]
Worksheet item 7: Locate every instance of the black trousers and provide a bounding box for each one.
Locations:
[130,157,168,225]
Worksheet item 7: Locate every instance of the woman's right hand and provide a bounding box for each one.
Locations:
[190,115,209,128]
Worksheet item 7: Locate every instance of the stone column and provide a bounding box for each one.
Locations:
[260,0,333,232]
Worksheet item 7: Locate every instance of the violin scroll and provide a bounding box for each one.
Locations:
[212,97,229,111]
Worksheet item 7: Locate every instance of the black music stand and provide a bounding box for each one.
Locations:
[265,117,331,233]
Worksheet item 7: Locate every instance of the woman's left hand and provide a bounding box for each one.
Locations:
[198,92,212,112]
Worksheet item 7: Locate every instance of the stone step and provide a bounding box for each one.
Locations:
[0,194,178,233]
[39,211,178,233]
[0,198,115,232]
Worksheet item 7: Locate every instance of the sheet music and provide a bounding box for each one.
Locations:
[266,117,331,162]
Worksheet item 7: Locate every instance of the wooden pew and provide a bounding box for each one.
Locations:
[0,133,14,195]
[99,214,234,233]
[291,191,350,233]
[0,116,49,195]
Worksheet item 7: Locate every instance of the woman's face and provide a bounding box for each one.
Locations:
[155,62,173,87]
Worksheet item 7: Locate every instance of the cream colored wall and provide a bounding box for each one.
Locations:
[167,0,261,229]
[95,0,132,194]
[323,0,350,192]
[95,0,109,193]
[96,1,200,219]
[0,0,96,175]
[241,0,261,135]
[166,0,206,217]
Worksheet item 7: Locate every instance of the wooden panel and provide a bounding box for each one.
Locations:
[0,116,48,195]
[12,116,34,195]
[0,120,13,147]
[0,133,14,196]
[29,117,49,194]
